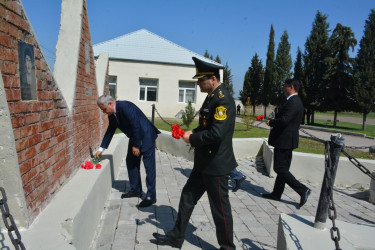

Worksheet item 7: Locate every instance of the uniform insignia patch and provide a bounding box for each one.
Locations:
[214,106,227,120]
[211,93,215,97]
[218,90,225,98]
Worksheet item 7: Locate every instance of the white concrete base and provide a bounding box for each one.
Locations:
[9,134,128,250]
[277,213,375,250]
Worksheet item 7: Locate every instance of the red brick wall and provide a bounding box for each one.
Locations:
[0,0,108,221]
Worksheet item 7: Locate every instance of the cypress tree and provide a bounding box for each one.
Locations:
[294,47,305,101]
[324,23,357,127]
[354,9,375,130]
[223,62,234,95]
[262,25,276,117]
[303,11,330,123]
[273,30,293,107]
[240,53,264,114]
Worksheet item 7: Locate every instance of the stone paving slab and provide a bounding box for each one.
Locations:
[91,150,375,249]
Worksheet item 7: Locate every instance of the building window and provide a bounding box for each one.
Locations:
[139,78,158,101]
[178,81,196,103]
[109,75,117,99]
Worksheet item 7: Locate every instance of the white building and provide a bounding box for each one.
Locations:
[93,29,223,118]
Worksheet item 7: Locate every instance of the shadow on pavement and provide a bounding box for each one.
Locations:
[138,204,216,249]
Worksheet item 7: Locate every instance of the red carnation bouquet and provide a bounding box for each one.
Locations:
[81,156,102,170]
[256,114,265,121]
[171,124,185,139]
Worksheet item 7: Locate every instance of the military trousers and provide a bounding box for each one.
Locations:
[168,170,235,250]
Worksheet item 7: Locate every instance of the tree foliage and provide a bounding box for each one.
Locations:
[262,25,276,116]
[240,53,263,114]
[294,47,305,101]
[272,30,293,107]
[182,100,195,130]
[303,11,330,120]
[324,23,357,127]
[354,9,375,130]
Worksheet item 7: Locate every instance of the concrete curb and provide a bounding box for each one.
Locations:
[16,134,127,250]
[277,213,375,250]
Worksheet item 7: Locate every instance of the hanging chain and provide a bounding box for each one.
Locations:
[341,148,375,180]
[0,187,26,250]
[324,142,342,250]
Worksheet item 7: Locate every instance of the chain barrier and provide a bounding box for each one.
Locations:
[153,106,199,127]
[0,187,26,250]
[341,148,375,180]
[324,143,342,250]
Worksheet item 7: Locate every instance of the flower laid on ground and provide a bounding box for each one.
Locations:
[256,114,265,121]
[81,156,102,170]
[171,124,185,139]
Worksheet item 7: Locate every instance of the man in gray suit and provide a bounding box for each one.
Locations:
[262,79,311,208]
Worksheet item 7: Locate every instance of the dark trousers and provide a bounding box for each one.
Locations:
[168,170,235,250]
[126,142,156,198]
[272,148,307,198]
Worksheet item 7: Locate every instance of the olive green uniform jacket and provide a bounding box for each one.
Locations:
[189,85,238,176]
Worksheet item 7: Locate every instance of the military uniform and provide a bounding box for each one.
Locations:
[166,57,237,250]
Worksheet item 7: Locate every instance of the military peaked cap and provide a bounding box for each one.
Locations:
[192,57,224,79]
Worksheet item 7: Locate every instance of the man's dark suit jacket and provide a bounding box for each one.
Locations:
[100,101,160,152]
[268,95,304,150]
[190,86,237,176]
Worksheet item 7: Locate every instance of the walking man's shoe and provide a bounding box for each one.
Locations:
[262,193,281,201]
[121,191,142,199]
[152,233,182,248]
[138,196,156,207]
[299,188,311,208]
[232,176,246,192]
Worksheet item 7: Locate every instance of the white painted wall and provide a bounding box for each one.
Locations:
[108,60,219,118]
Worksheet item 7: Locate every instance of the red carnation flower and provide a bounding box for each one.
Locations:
[171,124,185,139]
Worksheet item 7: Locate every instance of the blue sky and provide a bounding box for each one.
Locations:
[23,0,374,98]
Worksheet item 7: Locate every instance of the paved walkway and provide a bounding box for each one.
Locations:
[91,151,375,250]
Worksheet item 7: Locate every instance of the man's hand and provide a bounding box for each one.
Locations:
[132,146,140,157]
[183,131,193,144]
[94,151,102,158]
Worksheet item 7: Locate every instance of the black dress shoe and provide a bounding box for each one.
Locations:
[152,232,182,248]
[121,191,142,199]
[299,188,311,208]
[262,193,281,201]
[232,176,246,192]
[138,197,156,207]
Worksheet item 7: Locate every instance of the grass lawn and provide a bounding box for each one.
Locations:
[310,119,375,137]
[151,119,375,160]
[315,111,375,119]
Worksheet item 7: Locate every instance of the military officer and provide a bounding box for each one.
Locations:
[153,57,237,249]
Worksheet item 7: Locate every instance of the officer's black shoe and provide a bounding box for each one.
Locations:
[138,196,156,207]
[232,176,246,192]
[121,191,142,199]
[299,188,311,208]
[152,233,182,248]
[262,193,281,201]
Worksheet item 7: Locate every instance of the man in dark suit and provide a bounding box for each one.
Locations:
[153,57,237,249]
[95,95,160,207]
[262,79,311,208]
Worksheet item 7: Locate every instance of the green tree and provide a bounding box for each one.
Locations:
[242,98,256,130]
[215,55,222,64]
[182,100,195,130]
[354,9,375,130]
[204,50,210,58]
[324,23,357,127]
[262,24,276,117]
[294,47,305,102]
[223,62,234,95]
[240,53,264,115]
[303,11,330,123]
[272,30,293,107]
